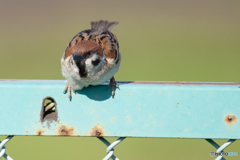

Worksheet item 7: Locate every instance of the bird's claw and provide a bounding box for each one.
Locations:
[63,84,73,101]
[106,77,119,98]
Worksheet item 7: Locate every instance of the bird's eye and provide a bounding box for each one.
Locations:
[87,51,91,55]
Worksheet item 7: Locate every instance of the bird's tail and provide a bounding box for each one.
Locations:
[91,20,118,32]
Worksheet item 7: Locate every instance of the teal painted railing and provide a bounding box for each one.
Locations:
[0,80,239,160]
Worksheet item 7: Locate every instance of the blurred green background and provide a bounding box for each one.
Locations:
[0,0,240,159]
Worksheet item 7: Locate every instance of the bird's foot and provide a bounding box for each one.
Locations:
[63,84,75,101]
[106,77,119,98]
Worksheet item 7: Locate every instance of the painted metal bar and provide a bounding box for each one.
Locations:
[0,80,240,139]
[0,136,14,160]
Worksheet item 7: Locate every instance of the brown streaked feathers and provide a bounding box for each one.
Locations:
[64,20,119,63]
[72,40,103,57]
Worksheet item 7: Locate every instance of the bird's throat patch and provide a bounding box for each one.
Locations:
[76,61,87,78]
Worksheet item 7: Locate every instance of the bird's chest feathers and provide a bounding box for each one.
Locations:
[61,53,119,90]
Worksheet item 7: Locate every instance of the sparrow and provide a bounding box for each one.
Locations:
[61,20,121,100]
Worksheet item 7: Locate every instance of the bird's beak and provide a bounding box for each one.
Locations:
[73,53,84,62]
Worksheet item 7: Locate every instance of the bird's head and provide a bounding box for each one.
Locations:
[71,40,105,77]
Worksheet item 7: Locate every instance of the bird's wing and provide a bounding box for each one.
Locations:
[91,20,119,64]
[95,30,119,63]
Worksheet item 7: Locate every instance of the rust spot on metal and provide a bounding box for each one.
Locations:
[224,114,238,124]
[89,123,105,137]
[37,129,45,135]
[128,94,131,96]
[95,130,101,136]
[112,118,116,123]
[153,122,156,125]
[57,125,75,136]
[94,95,99,99]
[238,86,240,88]
[40,96,58,123]
[126,116,133,123]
